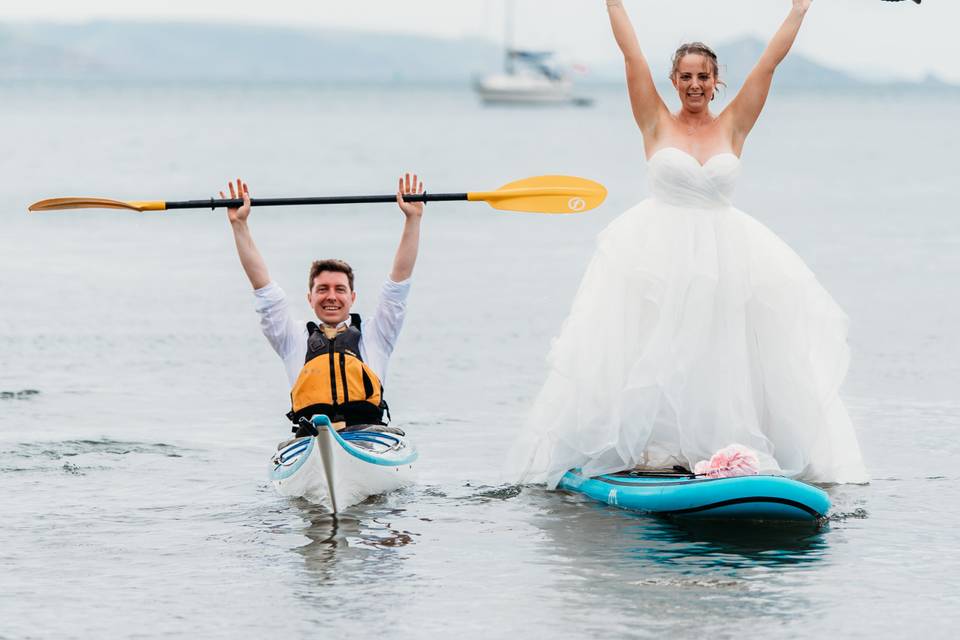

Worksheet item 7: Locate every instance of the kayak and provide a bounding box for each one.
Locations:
[270,415,417,512]
[557,469,830,522]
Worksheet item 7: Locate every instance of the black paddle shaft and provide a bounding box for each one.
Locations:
[164,192,468,210]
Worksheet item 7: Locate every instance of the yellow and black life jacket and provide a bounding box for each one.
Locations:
[286,314,388,427]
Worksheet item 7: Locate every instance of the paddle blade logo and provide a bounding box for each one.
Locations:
[568,197,587,212]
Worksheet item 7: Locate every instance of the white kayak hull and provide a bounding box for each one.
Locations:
[269,418,417,512]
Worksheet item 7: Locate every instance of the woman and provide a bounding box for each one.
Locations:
[508,0,868,487]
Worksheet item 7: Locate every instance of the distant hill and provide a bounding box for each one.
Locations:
[0,25,107,77]
[0,21,501,83]
[0,21,949,89]
[716,36,857,88]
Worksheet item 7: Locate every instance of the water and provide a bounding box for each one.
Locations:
[1,83,959,638]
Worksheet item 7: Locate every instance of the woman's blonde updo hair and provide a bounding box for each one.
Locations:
[670,42,724,87]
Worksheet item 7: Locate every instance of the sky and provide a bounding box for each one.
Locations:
[1,0,956,82]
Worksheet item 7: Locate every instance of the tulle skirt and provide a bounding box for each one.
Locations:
[507,198,868,488]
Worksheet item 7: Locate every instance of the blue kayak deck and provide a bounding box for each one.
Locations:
[558,470,830,521]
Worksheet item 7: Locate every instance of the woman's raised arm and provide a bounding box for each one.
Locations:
[606,0,667,136]
[726,0,812,146]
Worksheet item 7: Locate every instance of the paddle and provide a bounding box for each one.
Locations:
[27,175,607,215]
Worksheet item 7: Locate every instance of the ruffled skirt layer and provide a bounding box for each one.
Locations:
[507,199,868,488]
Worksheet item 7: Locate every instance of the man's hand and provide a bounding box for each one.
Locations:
[396,173,425,220]
[221,178,251,225]
[223,178,270,289]
[390,172,425,282]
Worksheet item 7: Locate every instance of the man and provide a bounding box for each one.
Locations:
[222,174,425,434]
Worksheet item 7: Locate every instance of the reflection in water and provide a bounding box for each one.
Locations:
[640,517,828,569]
[528,487,829,569]
[290,495,420,587]
[523,487,833,628]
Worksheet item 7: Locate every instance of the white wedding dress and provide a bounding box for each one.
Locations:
[508,147,868,487]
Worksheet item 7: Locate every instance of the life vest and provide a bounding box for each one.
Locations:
[286,314,388,427]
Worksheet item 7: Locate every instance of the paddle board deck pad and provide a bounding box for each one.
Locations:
[557,469,830,522]
[270,415,417,512]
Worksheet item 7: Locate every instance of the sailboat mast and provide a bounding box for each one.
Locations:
[504,0,514,74]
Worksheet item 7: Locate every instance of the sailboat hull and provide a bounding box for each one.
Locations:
[474,73,574,104]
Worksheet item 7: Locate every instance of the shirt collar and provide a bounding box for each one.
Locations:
[319,316,351,331]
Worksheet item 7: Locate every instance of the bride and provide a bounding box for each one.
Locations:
[508,0,868,487]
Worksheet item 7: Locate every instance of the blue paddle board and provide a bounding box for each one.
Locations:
[558,469,830,521]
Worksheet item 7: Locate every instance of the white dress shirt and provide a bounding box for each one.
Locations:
[252,278,411,388]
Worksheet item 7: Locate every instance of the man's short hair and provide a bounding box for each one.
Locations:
[308,259,355,292]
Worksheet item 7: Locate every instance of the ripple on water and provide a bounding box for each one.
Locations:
[0,389,40,400]
[826,507,869,522]
[461,483,524,501]
[0,438,189,474]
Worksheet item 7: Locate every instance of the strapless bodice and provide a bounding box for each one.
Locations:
[647,147,741,209]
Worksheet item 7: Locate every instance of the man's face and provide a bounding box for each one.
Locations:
[307,271,356,325]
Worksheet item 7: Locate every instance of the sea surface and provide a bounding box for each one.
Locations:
[1,82,958,639]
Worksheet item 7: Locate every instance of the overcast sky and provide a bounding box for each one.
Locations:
[2,0,956,81]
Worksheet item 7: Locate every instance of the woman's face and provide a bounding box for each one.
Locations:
[672,54,717,112]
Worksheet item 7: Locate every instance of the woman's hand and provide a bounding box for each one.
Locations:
[221,178,251,225]
[793,0,812,13]
[396,172,424,220]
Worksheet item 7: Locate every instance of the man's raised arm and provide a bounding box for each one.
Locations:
[223,178,271,290]
[389,172,425,283]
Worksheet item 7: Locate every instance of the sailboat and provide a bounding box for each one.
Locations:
[473,1,590,106]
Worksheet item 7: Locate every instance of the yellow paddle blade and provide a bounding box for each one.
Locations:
[27,198,166,212]
[468,175,607,214]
